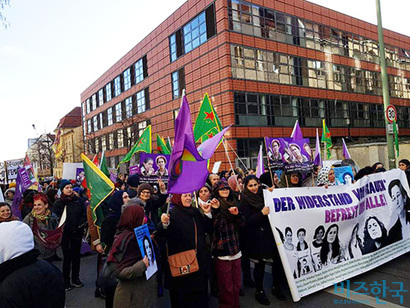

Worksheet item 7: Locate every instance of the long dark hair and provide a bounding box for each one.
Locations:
[142,235,155,261]
[348,223,363,258]
[320,224,341,264]
[362,216,388,251]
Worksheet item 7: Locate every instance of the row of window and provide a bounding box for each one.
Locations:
[170,4,216,62]
[86,121,148,155]
[234,91,410,128]
[83,56,148,116]
[231,45,410,99]
[228,0,410,71]
[84,88,149,135]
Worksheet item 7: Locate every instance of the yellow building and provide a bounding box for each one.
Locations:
[54,107,84,178]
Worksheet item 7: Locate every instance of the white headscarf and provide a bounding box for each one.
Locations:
[0,221,34,264]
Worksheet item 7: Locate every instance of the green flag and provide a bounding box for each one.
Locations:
[166,137,172,153]
[157,134,171,154]
[100,151,110,178]
[393,120,399,157]
[193,93,222,142]
[321,119,332,159]
[81,153,114,230]
[118,125,152,167]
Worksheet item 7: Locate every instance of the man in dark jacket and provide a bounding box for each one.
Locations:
[0,221,65,307]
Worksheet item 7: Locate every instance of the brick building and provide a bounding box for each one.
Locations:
[81,0,410,170]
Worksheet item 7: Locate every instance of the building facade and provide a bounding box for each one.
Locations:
[81,0,410,169]
[53,107,84,178]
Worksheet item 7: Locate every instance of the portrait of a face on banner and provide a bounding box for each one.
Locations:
[265,137,313,172]
[263,169,410,302]
[138,153,170,183]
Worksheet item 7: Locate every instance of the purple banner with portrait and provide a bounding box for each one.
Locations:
[18,167,32,190]
[138,153,170,184]
[265,137,313,173]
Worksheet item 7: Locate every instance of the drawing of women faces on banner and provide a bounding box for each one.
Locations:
[281,138,313,173]
[0,162,6,184]
[265,137,285,169]
[139,153,170,183]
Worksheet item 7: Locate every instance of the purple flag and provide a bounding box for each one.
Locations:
[168,95,230,194]
[290,120,303,141]
[256,145,265,178]
[342,138,351,160]
[11,167,25,220]
[110,171,117,183]
[313,129,322,167]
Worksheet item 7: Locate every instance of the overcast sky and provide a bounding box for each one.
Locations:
[0,0,408,162]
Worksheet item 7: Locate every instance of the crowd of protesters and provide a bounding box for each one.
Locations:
[1,158,410,308]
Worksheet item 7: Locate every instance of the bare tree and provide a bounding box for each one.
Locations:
[0,0,11,30]
[29,134,55,176]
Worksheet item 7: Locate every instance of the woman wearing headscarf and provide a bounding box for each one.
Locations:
[158,193,212,308]
[316,167,336,186]
[53,179,87,291]
[108,205,157,308]
[211,180,244,308]
[23,193,60,261]
[279,170,302,188]
[239,175,286,305]
[0,202,19,223]
[100,190,130,308]
[227,174,243,198]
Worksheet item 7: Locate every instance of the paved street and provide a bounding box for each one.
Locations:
[58,251,410,307]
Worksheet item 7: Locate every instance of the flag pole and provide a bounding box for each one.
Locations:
[224,138,249,173]
[263,137,275,186]
[222,138,241,192]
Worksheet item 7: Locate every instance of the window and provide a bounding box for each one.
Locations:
[93,116,98,132]
[115,103,122,122]
[136,89,149,113]
[237,138,263,158]
[95,138,100,153]
[82,102,86,117]
[138,121,148,137]
[92,94,97,110]
[183,12,207,53]
[101,135,107,151]
[172,68,185,98]
[123,68,131,91]
[107,107,113,126]
[117,129,124,148]
[99,113,104,129]
[87,119,92,133]
[135,59,143,83]
[125,97,133,118]
[98,89,104,106]
[108,133,114,150]
[105,83,112,102]
[169,4,215,61]
[114,76,121,97]
[86,99,90,114]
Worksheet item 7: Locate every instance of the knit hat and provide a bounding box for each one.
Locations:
[137,183,154,196]
[59,179,71,191]
[73,187,81,194]
[212,179,230,195]
[127,174,140,187]
[0,221,35,264]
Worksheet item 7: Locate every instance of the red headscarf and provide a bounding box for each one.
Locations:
[170,194,183,206]
[107,205,145,272]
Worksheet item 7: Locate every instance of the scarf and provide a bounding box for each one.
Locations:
[242,187,264,210]
[0,215,19,223]
[316,167,336,186]
[30,208,52,223]
[60,193,75,202]
[217,196,237,221]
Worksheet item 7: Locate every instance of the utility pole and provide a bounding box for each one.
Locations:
[375,0,396,169]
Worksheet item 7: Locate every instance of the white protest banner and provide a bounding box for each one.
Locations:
[212,161,221,174]
[264,169,410,302]
[0,161,6,184]
[62,163,84,180]
[5,159,24,182]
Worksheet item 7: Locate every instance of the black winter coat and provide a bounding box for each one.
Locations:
[0,249,65,308]
[54,195,87,239]
[239,190,276,260]
[157,205,211,291]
